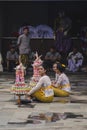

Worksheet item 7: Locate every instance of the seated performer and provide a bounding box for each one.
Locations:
[52,62,71,97]
[67,47,83,72]
[27,63,54,103]
[52,62,59,83]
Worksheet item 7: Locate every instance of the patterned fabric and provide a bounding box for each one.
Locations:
[11,63,30,94]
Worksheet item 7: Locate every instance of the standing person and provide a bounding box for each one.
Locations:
[52,62,71,97]
[17,26,31,68]
[27,63,54,103]
[54,10,72,64]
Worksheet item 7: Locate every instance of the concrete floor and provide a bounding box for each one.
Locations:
[0,72,87,130]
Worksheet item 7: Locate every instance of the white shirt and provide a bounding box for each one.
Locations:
[6,51,18,60]
[28,75,51,95]
[56,73,71,92]
[68,52,83,63]
[55,73,59,83]
[17,34,31,54]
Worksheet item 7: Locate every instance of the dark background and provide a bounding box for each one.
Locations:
[0,1,87,67]
[0,1,87,36]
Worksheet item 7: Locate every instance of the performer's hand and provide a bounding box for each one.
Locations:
[25,93,31,99]
[51,82,55,87]
[27,96,31,101]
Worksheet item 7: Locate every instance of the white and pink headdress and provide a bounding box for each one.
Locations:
[15,63,26,83]
[32,52,43,81]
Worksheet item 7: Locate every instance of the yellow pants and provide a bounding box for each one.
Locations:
[52,87,70,97]
[30,86,54,103]
[20,54,29,67]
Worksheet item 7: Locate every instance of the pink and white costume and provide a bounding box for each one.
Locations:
[11,63,29,94]
[29,52,43,87]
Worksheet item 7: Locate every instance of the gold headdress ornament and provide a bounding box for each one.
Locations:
[61,64,66,67]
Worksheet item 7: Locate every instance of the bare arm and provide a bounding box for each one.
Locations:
[17,36,21,47]
[28,78,43,95]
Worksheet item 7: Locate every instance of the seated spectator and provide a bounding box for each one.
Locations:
[67,47,84,72]
[0,52,3,72]
[6,46,19,72]
[44,47,61,70]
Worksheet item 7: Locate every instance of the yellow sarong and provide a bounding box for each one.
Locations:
[31,86,54,103]
[52,84,70,97]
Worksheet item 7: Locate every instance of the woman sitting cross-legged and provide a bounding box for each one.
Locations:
[27,63,54,103]
[52,62,71,97]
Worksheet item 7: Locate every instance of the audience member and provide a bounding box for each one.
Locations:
[44,47,61,70]
[67,47,83,72]
[6,46,19,72]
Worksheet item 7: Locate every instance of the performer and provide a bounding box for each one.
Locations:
[52,62,59,83]
[27,63,54,103]
[29,52,43,87]
[52,62,71,97]
[11,62,29,105]
[32,52,43,81]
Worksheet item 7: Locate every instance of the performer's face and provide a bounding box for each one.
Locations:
[38,66,46,76]
[53,63,57,72]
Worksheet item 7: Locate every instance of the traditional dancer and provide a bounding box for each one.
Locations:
[27,63,54,103]
[29,52,43,87]
[52,62,71,97]
[11,62,29,105]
